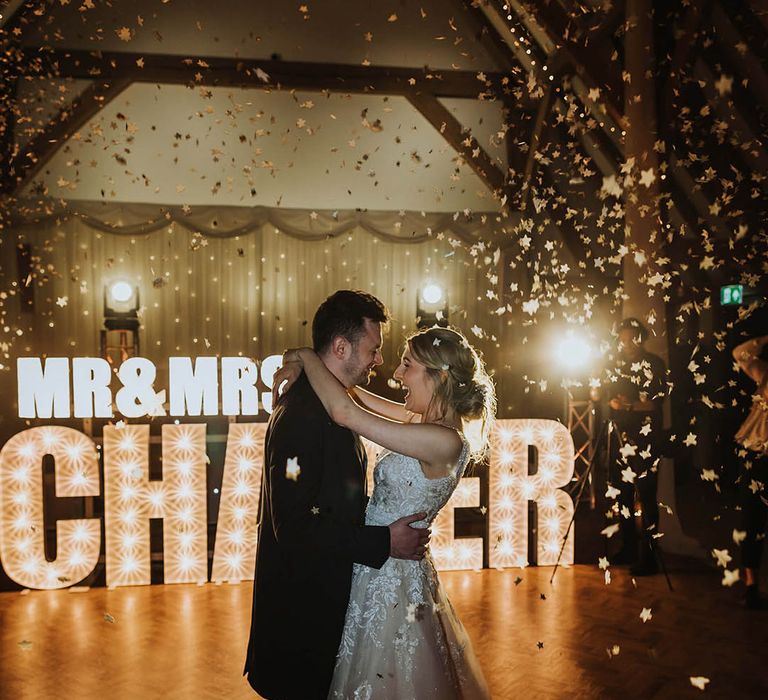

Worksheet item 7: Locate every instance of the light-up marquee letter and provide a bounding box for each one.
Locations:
[431,477,483,571]
[104,424,208,586]
[0,427,101,589]
[0,418,577,590]
[211,423,267,583]
[489,419,575,568]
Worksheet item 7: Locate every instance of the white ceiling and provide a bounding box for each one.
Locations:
[24,83,507,211]
[17,0,509,212]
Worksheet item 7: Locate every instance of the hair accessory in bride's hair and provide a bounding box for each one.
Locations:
[441,364,450,370]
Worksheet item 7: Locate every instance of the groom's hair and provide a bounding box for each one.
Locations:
[312,290,390,354]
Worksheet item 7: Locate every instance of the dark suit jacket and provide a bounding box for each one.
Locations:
[244,373,390,699]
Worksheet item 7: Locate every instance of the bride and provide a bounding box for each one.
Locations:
[274,325,494,699]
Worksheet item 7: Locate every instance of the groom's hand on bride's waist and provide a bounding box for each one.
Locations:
[388,512,430,560]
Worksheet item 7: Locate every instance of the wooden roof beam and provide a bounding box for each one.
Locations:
[405,91,508,199]
[520,0,625,127]
[19,48,522,102]
[7,77,132,194]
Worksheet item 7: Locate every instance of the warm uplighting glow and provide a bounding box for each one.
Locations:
[0,427,101,590]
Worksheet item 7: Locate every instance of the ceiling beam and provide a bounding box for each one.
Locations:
[521,0,625,126]
[7,77,132,194]
[405,91,508,198]
[710,2,768,114]
[456,0,520,71]
[693,58,768,184]
[20,48,520,101]
[0,0,40,33]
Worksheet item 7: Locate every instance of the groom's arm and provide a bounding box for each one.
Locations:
[268,409,390,569]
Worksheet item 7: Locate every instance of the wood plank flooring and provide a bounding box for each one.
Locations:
[1,566,766,699]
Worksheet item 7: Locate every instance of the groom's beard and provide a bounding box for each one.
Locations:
[352,366,374,386]
[346,360,375,387]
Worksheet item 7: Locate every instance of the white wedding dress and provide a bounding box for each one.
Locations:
[329,433,491,699]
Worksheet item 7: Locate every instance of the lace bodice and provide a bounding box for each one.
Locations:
[329,430,490,699]
[365,432,470,529]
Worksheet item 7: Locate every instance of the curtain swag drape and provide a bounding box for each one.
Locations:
[10,200,499,244]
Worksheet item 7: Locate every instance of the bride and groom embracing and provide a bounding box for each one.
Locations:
[244,290,495,699]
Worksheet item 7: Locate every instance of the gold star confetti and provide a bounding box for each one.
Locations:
[713,74,733,96]
[115,26,133,41]
[285,457,301,481]
[690,677,710,690]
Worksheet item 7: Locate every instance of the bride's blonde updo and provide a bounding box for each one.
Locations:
[406,325,496,458]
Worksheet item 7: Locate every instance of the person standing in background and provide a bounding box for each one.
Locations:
[605,318,668,576]
[732,333,768,609]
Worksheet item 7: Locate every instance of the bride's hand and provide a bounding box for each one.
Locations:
[281,347,303,365]
[271,357,304,406]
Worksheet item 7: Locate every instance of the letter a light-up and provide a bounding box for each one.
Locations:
[104,424,208,587]
[0,427,101,589]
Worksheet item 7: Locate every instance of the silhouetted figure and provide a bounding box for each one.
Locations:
[606,318,667,576]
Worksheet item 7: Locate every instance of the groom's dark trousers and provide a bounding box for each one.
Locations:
[244,373,390,699]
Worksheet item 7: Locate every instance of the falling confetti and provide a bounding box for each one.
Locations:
[0,6,765,694]
[690,676,710,691]
[285,457,301,481]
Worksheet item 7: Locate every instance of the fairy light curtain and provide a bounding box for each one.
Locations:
[8,200,506,377]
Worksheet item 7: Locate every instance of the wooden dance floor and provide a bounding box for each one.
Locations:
[1,565,766,699]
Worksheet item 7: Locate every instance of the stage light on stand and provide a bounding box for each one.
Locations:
[553,328,598,510]
[104,281,139,329]
[417,282,448,329]
[102,279,140,364]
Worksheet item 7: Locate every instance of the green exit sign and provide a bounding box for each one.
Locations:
[720,285,743,305]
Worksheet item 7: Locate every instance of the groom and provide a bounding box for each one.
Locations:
[244,290,430,699]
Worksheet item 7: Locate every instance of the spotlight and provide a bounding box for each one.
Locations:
[554,330,593,373]
[110,281,134,304]
[417,282,448,328]
[421,283,444,305]
[103,280,139,331]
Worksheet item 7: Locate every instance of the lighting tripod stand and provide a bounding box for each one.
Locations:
[550,417,672,591]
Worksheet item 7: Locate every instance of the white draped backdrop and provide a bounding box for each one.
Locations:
[6,201,508,396]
